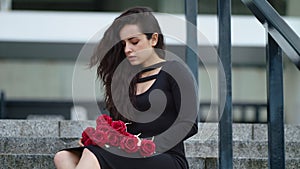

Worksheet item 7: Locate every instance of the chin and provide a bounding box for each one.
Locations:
[128,60,141,66]
[129,63,141,66]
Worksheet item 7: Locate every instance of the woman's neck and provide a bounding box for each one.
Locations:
[141,54,165,68]
[140,58,166,78]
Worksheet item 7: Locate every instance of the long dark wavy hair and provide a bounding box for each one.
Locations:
[90,7,165,121]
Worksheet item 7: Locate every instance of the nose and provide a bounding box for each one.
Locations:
[124,43,133,56]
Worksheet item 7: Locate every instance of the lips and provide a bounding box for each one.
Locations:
[127,55,137,61]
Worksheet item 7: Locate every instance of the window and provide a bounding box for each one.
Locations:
[11,0,287,15]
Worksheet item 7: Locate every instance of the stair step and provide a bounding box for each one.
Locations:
[0,154,55,169]
[1,120,299,141]
[186,140,300,158]
[0,120,300,142]
[1,137,300,158]
[0,154,299,169]
[1,120,299,169]
[187,157,300,169]
[0,120,96,138]
[0,137,78,155]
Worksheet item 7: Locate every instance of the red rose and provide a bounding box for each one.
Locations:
[96,124,112,134]
[92,130,108,147]
[107,130,122,147]
[83,138,94,146]
[111,120,127,134]
[139,139,156,157]
[96,114,112,126]
[120,135,139,153]
[82,127,95,143]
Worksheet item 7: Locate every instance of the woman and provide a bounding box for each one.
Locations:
[54,6,198,169]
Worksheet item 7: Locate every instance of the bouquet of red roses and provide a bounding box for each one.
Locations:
[81,114,156,157]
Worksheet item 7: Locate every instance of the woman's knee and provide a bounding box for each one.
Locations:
[54,150,80,166]
[54,151,68,165]
[81,148,95,158]
[80,148,101,168]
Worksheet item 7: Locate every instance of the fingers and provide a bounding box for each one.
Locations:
[78,139,84,147]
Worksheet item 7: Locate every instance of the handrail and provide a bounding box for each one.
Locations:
[240,1,298,169]
[242,0,300,69]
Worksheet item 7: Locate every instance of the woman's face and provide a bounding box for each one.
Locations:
[119,24,158,67]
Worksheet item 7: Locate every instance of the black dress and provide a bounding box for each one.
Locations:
[64,60,198,169]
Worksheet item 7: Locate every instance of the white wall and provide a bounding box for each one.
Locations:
[284,60,300,124]
[0,61,73,99]
[0,60,103,100]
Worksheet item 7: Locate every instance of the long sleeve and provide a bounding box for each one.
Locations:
[154,60,199,153]
[169,66,198,140]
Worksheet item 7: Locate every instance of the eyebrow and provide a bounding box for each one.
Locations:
[127,36,139,41]
[120,37,138,45]
[123,33,143,41]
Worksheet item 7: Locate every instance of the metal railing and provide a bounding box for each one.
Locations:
[240,1,300,168]
[187,0,300,168]
[0,91,5,119]
[184,0,234,168]
[183,0,300,168]
[217,1,233,168]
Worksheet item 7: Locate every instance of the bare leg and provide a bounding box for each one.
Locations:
[75,148,101,169]
[54,150,81,169]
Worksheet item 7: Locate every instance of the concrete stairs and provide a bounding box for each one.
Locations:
[0,120,300,169]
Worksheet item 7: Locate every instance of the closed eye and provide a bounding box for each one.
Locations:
[131,40,139,45]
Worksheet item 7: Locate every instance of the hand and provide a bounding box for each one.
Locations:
[78,138,84,147]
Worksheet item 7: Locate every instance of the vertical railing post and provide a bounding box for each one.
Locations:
[184,0,198,82]
[0,90,6,119]
[217,0,233,169]
[266,32,285,169]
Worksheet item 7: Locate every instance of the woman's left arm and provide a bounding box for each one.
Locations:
[169,61,198,140]
[154,61,198,152]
